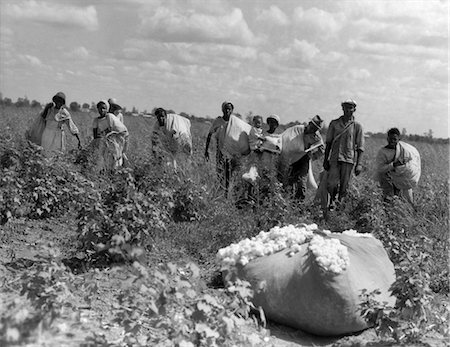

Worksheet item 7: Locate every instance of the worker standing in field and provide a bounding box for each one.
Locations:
[40,92,82,155]
[204,101,238,193]
[322,99,364,210]
[108,98,128,163]
[374,127,420,208]
[287,115,325,201]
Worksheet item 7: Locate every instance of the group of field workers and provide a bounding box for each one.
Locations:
[203,99,420,212]
[27,92,420,211]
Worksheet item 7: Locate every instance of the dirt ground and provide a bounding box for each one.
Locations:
[0,217,446,347]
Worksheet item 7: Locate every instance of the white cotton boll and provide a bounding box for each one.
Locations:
[308,235,350,274]
[239,255,250,266]
[242,165,259,182]
[217,223,323,269]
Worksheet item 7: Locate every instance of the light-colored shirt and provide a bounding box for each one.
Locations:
[92,113,128,137]
[375,146,396,174]
[248,127,264,151]
[326,116,364,164]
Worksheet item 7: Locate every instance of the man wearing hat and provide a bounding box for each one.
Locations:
[288,115,325,200]
[323,99,364,210]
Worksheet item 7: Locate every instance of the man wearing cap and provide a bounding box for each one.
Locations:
[288,115,325,200]
[323,99,364,209]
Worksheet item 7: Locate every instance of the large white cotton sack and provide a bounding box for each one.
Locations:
[220,115,252,157]
[280,125,306,165]
[235,233,396,336]
[165,113,193,155]
[390,141,421,189]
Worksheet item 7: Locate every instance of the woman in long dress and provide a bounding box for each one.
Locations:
[41,92,81,154]
[92,100,129,170]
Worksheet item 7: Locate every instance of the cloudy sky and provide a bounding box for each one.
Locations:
[0,0,448,138]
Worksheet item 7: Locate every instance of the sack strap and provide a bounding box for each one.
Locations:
[327,121,354,161]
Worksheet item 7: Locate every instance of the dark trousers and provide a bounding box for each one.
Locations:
[288,155,310,200]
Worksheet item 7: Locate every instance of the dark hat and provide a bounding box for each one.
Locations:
[52,92,66,104]
[310,115,323,130]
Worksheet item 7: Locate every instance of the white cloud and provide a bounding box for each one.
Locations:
[5,0,98,31]
[139,7,257,45]
[349,68,371,80]
[348,39,446,60]
[18,54,43,67]
[256,6,290,26]
[277,39,320,65]
[293,7,344,38]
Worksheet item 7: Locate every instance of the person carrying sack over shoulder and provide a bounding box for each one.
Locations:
[288,115,325,201]
[374,127,420,208]
[322,99,364,210]
[38,92,82,155]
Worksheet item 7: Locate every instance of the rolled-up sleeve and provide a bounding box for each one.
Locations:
[355,123,364,152]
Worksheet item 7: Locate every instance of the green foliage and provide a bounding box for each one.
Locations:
[110,261,262,346]
[0,138,95,223]
[0,247,97,345]
[359,234,450,345]
[77,168,171,263]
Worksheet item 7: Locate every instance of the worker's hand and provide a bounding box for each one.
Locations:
[204,150,210,161]
[323,160,330,171]
[393,160,404,167]
[354,164,363,176]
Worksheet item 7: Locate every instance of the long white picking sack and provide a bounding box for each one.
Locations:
[165,113,193,155]
[281,125,318,189]
[220,115,251,157]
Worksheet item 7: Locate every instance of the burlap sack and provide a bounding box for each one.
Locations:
[236,233,396,336]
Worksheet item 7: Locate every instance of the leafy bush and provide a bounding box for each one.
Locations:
[0,247,96,345]
[110,261,264,346]
[77,169,171,263]
[0,139,95,223]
